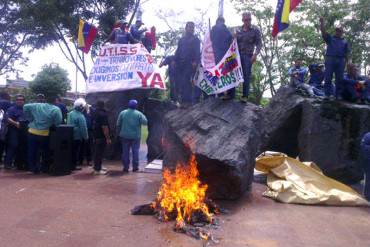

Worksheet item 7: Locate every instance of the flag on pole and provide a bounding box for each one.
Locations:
[272,0,302,37]
[77,19,98,54]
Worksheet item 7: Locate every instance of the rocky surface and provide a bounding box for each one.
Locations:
[263,86,370,184]
[163,98,264,200]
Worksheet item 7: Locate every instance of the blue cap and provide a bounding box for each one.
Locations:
[128,99,138,109]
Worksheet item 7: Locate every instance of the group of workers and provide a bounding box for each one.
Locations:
[1,13,369,201]
[288,17,370,103]
[0,92,147,175]
[103,19,156,53]
[160,13,262,104]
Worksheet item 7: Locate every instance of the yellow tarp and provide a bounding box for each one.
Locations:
[255,151,369,206]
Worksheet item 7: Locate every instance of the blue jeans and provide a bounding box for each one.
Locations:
[27,133,50,173]
[240,54,252,97]
[121,137,140,171]
[176,64,194,104]
[4,128,19,168]
[324,56,345,97]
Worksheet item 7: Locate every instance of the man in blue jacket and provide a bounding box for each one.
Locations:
[103,21,138,45]
[360,132,370,201]
[130,20,147,41]
[320,17,350,99]
[4,94,26,170]
[308,64,325,97]
[174,22,201,105]
[342,63,369,103]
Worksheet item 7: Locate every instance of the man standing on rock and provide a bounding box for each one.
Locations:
[236,12,262,103]
[103,21,138,45]
[211,17,233,100]
[173,22,201,105]
[320,17,350,99]
[116,99,147,173]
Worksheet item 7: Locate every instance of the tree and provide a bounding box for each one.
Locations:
[30,63,71,101]
[0,1,34,76]
[16,0,136,80]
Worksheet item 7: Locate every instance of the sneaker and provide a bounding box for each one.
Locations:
[93,170,107,175]
[123,168,129,173]
[101,166,108,171]
[240,96,248,103]
[132,168,139,172]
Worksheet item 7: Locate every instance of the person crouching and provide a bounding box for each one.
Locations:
[67,98,88,171]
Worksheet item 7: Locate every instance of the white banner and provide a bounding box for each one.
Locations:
[201,32,216,70]
[87,44,166,93]
[195,39,243,95]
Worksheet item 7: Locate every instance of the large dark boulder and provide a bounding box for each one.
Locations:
[262,86,305,157]
[163,99,264,200]
[263,86,370,184]
[298,99,370,183]
[143,99,177,162]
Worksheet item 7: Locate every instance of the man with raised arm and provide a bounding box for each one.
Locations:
[319,17,350,99]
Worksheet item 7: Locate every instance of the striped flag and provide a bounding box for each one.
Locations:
[272,0,302,37]
[77,19,98,54]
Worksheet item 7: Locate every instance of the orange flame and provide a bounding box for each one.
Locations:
[153,155,212,224]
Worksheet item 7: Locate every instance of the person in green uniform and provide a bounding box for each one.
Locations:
[116,99,147,172]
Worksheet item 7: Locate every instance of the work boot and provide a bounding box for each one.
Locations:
[240,96,248,103]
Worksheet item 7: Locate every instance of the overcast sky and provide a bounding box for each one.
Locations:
[1,0,246,92]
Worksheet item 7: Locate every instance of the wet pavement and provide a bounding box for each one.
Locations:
[0,160,369,247]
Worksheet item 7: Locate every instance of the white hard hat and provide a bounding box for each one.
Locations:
[74,98,87,109]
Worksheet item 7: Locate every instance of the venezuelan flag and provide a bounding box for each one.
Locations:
[272,0,302,37]
[78,19,98,54]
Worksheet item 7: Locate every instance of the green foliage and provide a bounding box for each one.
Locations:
[0,1,35,75]
[13,0,136,79]
[30,63,71,102]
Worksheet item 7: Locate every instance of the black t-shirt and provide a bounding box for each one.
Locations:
[93,109,109,139]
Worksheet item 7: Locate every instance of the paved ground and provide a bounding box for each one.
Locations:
[0,161,369,247]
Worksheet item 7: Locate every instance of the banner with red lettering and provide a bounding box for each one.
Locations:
[87,43,166,93]
[194,39,243,95]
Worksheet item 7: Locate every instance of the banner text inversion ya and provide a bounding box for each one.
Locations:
[87,44,166,93]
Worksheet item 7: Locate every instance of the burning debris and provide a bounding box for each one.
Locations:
[132,155,222,243]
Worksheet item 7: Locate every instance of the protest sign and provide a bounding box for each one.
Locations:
[195,39,243,95]
[87,43,166,93]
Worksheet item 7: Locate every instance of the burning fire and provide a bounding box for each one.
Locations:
[153,155,212,226]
